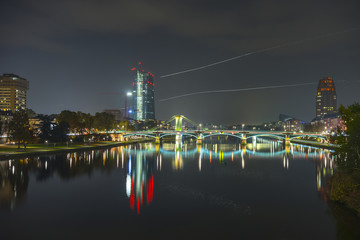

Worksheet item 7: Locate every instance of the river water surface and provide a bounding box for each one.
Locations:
[1,138,359,239]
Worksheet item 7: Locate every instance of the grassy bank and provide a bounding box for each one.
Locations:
[0,138,152,160]
[328,171,360,216]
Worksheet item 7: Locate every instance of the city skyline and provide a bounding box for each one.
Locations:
[1,0,359,124]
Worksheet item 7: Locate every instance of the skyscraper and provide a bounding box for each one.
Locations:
[316,77,337,118]
[0,74,29,112]
[131,62,155,121]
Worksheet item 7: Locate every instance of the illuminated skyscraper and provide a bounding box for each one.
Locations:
[131,62,155,121]
[0,73,29,112]
[316,77,337,118]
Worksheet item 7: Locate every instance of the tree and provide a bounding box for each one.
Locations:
[303,122,326,133]
[77,112,93,134]
[26,108,37,118]
[93,112,115,131]
[57,110,79,132]
[51,121,69,142]
[38,114,52,142]
[0,120,3,136]
[144,120,156,130]
[8,110,32,149]
[118,120,134,131]
[335,103,360,172]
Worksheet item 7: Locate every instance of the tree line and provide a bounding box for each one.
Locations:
[1,109,122,148]
[329,103,360,215]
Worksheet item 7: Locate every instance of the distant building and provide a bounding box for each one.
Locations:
[311,113,345,133]
[103,109,122,122]
[131,62,155,121]
[0,74,29,112]
[285,118,303,132]
[29,115,57,137]
[316,77,337,118]
[29,117,43,135]
[279,114,304,132]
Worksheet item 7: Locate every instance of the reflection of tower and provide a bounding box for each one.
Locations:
[126,151,154,214]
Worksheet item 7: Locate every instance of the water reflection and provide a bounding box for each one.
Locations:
[126,150,154,214]
[0,139,336,215]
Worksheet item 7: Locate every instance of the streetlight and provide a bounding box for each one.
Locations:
[242,124,245,131]
[125,91,133,119]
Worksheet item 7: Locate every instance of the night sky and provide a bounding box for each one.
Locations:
[1,0,360,124]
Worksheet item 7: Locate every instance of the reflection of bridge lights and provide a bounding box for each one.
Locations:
[128,159,132,174]
[283,156,286,168]
[199,151,202,171]
[126,175,131,197]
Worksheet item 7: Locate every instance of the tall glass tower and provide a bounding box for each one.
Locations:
[316,77,337,118]
[131,62,155,121]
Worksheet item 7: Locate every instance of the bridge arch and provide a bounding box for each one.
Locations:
[289,135,327,141]
[123,133,157,139]
[247,134,285,140]
[160,132,198,139]
[201,133,243,140]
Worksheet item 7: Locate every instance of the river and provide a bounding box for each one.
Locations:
[0,137,359,239]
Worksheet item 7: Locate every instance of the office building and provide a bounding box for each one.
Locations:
[0,74,29,112]
[131,62,155,121]
[316,77,337,118]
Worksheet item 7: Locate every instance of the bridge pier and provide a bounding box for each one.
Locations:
[155,133,161,144]
[196,133,203,145]
[283,133,291,146]
[241,134,247,146]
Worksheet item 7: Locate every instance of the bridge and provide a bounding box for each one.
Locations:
[121,115,327,145]
[105,115,327,146]
[122,129,327,145]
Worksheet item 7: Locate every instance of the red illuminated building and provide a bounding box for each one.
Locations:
[316,77,337,118]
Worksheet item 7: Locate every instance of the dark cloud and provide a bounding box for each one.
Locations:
[0,0,359,123]
[2,0,359,52]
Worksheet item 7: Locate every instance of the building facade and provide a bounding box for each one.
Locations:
[0,74,29,112]
[285,118,303,132]
[131,63,155,121]
[316,77,337,118]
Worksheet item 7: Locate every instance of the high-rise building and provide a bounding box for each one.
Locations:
[316,77,337,118]
[0,74,29,112]
[131,62,155,121]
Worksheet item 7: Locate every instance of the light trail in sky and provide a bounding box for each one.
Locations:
[160,28,360,78]
[158,82,318,102]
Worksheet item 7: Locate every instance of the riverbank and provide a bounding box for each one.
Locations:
[328,171,360,216]
[0,138,153,160]
[290,139,339,150]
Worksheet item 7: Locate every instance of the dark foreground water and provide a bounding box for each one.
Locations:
[1,138,360,239]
